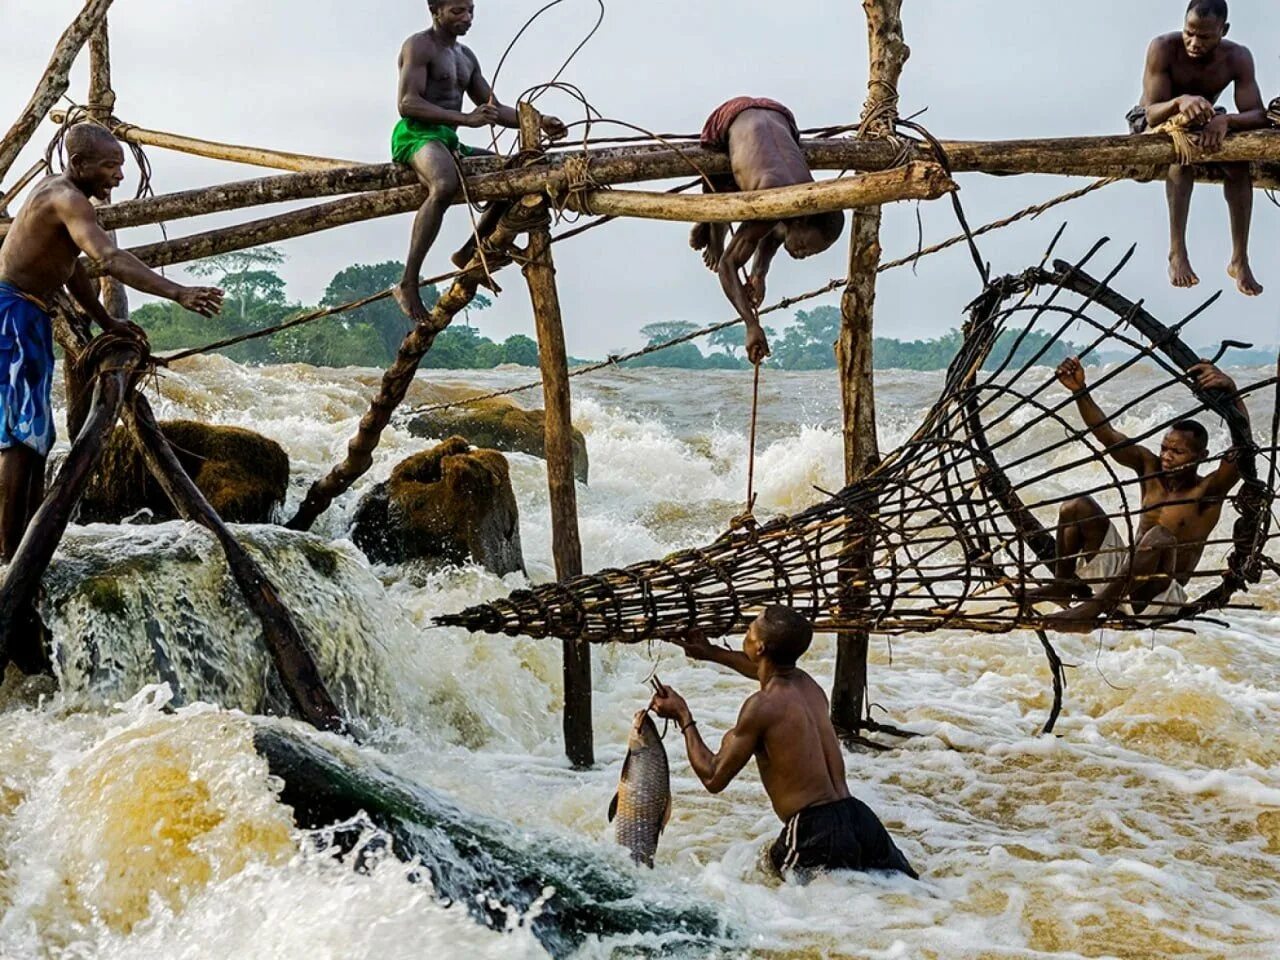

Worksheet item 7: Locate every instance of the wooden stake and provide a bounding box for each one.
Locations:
[0,0,116,184]
[831,0,909,737]
[87,18,115,122]
[518,104,593,769]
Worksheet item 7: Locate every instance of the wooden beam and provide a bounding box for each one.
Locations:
[563,161,954,222]
[518,103,593,770]
[831,0,909,738]
[86,18,115,122]
[51,111,357,172]
[0,0,116,183]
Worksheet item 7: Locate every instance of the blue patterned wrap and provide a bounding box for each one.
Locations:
[0,282,56,457]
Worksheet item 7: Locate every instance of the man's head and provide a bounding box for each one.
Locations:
[1161,418,1209,474]
[430,0,474,36]
[744,606,814,667]
[783,211,845,260]
[1183,1,1229,60]
[64,123,125,201]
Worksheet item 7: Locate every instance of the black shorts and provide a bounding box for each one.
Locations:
[769,797,918,880]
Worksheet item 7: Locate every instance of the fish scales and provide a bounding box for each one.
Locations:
[609,710,672,867]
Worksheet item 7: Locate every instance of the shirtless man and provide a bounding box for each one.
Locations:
[649,606,917,881]
[0,123,222,565]
[690,99,845,364]
[1133,0,1268,295]
[1027,357,1247,632]
[392,0,566,322]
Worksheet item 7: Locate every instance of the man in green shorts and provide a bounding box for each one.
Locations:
[393,0,566,322]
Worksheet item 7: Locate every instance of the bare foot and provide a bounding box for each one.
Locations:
[393,281,431,323]
[1043,607,1101,634]
[1228,259,1264,296]
[690,223,721,272]
[690,223,709,252]
[1169,251,1199,289]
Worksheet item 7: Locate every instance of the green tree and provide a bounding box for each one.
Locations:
[708,326,741,358]
[639,321,699,346]
[188,246,287,320]
[501,334,539,366]
[320,260,429,364]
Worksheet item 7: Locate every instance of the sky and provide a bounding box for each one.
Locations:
[3,0,1279,358]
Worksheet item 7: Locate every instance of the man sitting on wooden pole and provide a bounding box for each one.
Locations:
[0,123,222,560]
[392,0,565,322]
[1132,0,1268,295]
[690,98,845,363]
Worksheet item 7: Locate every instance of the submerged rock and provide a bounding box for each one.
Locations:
[351,437,524,575]
[252,719,725,958]
[77,420,289,524]
[407,399,589,484]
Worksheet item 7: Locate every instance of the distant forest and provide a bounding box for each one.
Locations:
[136,249,1268,372]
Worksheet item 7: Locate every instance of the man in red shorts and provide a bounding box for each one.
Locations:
[691,98,845,364]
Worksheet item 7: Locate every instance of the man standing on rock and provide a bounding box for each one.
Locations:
[392,0,566,323]
[1132,0,1268,295]
[0,123,223,565]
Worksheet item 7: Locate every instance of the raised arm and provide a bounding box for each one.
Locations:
[1142,38,1215,127]
[54,189,222,317]
[650,685,763,794]
[673,630,757,680]
[1057,357,1157,475]
[1191,361,1250,496]
[464,49,566,140]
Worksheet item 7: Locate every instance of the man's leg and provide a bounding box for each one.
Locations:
[395,142,462,323]
[1223,163,1263,296]
[1166,165,1198,288]
[0,446,36,563]
[450,199,510,274]
[1023,496,1110,606]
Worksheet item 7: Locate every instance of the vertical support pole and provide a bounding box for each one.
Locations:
[832,0,909,735]
[518,102,593,768]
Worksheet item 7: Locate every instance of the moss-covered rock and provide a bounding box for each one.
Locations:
[407,399,589,484]
[351,437,524,574]
[78,420,289,524]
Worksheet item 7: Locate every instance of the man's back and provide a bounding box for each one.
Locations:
[754,669,849,821]
[725,109,813,192]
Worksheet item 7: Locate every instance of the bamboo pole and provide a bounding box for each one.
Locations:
[562,161,953,222]
[285,215,526,532]
[0,0,116,184]
[0,338,142,667]
[30,128,1280,242]
[831,0,909,737]
[518,103,593,769]
[121,392,344,731]
[50,111,357,172]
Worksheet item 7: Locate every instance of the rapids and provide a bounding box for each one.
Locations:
[1,357,1277,958]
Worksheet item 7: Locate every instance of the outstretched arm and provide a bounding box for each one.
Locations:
[718,221,776,364]
[465,50,566,139]
[1142,39,1215,127]
[1193,361,1250,495]
[54,190,222,317]
[650,685,763,794]
[673,630,757,680]
[1057,357,1157,475]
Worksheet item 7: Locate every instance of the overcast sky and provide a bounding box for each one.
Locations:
[3,0,1278,357]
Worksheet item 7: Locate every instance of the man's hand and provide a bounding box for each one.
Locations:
[672,629,716,662]
[1189,360,1236,394]
[746,274,766,308]
[745,325,770,365]
[1177,95,1216,125]
[177,285,224,318]
[464,103,502,128]
[1200,113,1229,151]
[541,115,568,142]
[648,682,691,725]
[1056,356,1087,392]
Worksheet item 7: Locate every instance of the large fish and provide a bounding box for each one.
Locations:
[608,709,672,867]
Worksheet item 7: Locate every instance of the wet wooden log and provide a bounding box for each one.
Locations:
[122,391,344,732]
[0,0,116,184]
[48,291,95,439]
[831,0,907,738]
[518,104,593,769]
[0,337,141,666]
[285,212,527,532]
[50,111,356,172]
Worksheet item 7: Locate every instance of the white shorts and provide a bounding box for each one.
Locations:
[1076,522,1188,617]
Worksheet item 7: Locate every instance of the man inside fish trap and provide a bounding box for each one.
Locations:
[649,606,918,881]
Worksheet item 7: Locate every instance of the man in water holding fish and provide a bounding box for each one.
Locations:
[648,606,917,881]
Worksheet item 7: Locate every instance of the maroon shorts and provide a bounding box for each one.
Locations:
[700,97,800,151]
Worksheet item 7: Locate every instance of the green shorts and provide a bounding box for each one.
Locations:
[391,118,478,165]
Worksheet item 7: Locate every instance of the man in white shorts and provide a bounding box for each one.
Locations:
[1024,356,1248,631]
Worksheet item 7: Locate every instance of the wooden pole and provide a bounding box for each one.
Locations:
[18,129,1279,243]
[286,217,525,531]
[122,391,344,732]
[518,102,593,769]
[0,0,116,184]
[50,112,357,172]
[0,338,142,666]
[831,0,909,737]
[86,18,116,122]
